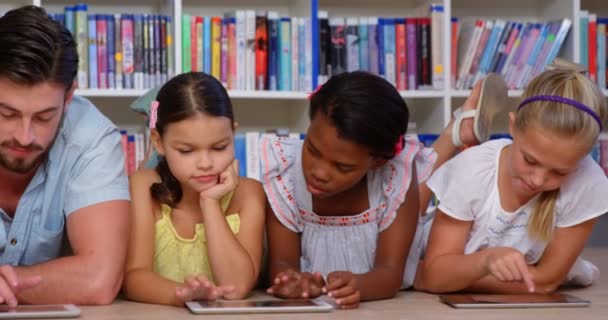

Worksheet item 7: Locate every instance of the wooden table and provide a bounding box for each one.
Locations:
[80,248,607,319]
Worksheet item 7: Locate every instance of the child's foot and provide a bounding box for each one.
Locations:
[456,80,483,146]
[451,74,509,148]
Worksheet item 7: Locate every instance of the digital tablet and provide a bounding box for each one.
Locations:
[186,299,333,314]
[0,304,80,319]
[440,293,590,309]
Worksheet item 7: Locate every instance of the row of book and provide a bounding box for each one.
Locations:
[579,12,608,90]
[318,4,445,90]
[453,18,572,90]
[119,128,607,186]
[50,4,174,90]
[182,12,313,92]
[46,4,574,93]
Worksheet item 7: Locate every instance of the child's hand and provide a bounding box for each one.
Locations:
[485,247,535,293]
[199,159,240,202]
[323,271,360,309]
[266,269,325,299]
[175,275,235,303]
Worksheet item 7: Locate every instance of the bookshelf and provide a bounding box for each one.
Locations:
[10,0,596,134]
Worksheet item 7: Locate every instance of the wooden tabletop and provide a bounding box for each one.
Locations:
[80,248,608,319]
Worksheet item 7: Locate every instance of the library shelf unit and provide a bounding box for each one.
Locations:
[0,0,599,133]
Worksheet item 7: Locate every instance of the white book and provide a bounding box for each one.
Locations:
[292,17,300,92]
[431,4,444,89]
[304,17,313,91]
[135,133,145,170]
[456,20,484,89]
[246,132,261,181]
[245,10,256,91]
[346,17,360,72]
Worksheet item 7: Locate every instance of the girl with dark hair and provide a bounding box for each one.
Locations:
[263,71,501,308]
[123,72,266,306]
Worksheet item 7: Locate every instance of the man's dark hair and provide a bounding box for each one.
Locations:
[0,5,78,90]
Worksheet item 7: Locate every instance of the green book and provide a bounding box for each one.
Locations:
[182,14,191,72]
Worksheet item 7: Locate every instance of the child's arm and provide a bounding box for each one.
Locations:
[465,218,597,293]
[203,178,266,299]
[265,201,325,299]
[122,170,187,306]
[418,210,494,292]
[420,211,596,294]
[266,203,302,276]
[324,168,421,308]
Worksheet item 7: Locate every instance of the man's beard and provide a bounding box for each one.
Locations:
[0,115,63,175]
[0,141,49,174]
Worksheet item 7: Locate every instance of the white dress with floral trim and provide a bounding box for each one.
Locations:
[260,135,437,288]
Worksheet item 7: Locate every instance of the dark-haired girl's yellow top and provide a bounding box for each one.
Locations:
[153,192,239,282]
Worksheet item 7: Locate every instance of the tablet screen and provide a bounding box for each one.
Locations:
[0,305,71,313]
[440,293,590,308]
[469,293,579,304]
[196,300,321,308]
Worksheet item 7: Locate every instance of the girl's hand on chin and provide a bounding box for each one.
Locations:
[199,159,240,204]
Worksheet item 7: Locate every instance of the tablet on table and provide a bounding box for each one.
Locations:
[186,299,333,314]
[0,304,80,319]
[439,293,590,309]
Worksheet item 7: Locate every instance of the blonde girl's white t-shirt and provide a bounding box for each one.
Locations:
[426,139,608,285]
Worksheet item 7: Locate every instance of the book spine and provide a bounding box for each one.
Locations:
[255,14,268,90]
[182,14,191,72]
[329,17,346,76]
[88,14,98,89]
[114,14,123,90]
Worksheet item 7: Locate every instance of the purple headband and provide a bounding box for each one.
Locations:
[518,95,602,130]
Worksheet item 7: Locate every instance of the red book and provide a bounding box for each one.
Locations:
[97,16,108,89]
[396,19,407,90]
[255,14,268,90]
[589,15,597,84]
[191,16,198,71]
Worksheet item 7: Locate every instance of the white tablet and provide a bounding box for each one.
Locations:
[0,304,80,319]
[186,299,333,314]
[440,293,590,309]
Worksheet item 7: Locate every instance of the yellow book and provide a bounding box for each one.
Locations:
[211,17,222,79]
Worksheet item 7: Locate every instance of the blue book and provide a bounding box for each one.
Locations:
[518,22,550,88]
[107,14,116,89]
[52,13,65,26]
[359,18,370,71]
[203,17,212,74]
[598,19,608,89]
[234,134,247,177]
[377,18,385,78]
[279,17,292,91]
[544,19,572,73]
[154,15,161,87]
[496,23,523,75]
[88,14,98,89]
[64,6,75,33]
[580,12,589,70]
[368,17,379,75]
[383,18,396,85]
[311,0,319,88]
[477,20,506,80]
[298,19,306,91]
[268,12,279,91]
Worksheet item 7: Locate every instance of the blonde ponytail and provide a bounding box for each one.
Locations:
[528,189,559,240]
